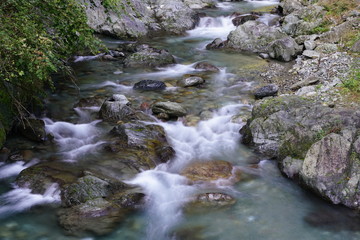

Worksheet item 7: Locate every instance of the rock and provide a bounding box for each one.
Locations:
[295,86,316,97]
[17,119,47,142]
[124,47,175,68]
[279,0,304,15]
[194,62,220,72]
[206,38,225,50]
[351,40,360,52]
[82,0,198,39]
[304,40,316,50]
[315,43,338,54]
[133,80,166,91]
[99,94,137,122]
[259,53,270,59]
[74,96,105,108]
[183,0,216,9]
[241,95,360,209]
[300,133,360,209]
[226,21,288,53]
[290,76,320,90]
[281,5,325,37]
[319,18,360,44]
[302,50,320,59]
[177,76,205,87]
[254,84,279,99]
[232,14,259,26]
[181,160,234,181]
[152,101,187,117]
[106,122,175,168]
[267,36,301,61]
[0,122,5,149]
[192,192,236,207]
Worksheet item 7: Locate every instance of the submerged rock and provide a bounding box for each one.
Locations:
[181,160,234,182]
[194,62,220,72]
[206,38,225,50]
[133,80,166,91]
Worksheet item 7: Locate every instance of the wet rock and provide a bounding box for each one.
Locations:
[194,192,236,207]
[241,95,360,209]
[194,62,220,72]
[99,94,136,123]
[152,101,187,118]
[254,84,279,99]
[124,47,175,68]
[267,36,301,62]
[302,50,320,59]
[206,38,225,50]
[232,14,259,26]
[106,122,175,167]
[181,160,234,181]
[177,76,205,87]
[133,80,166,91]
[74,96,105,108]
[226,21,287,53]
[17,119,47,142]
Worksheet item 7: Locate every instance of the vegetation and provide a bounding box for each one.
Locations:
[342,63,360,93]
[0,0,101,128]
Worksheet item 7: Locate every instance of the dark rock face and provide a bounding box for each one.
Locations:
[232,14,259,26]
[241,95,360,209]
[194,62,220,72]
[17,119,47,142]
[206,38,226,50]
[133,80,166,91]
[253,84,279,99]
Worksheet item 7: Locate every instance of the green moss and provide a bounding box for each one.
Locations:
[342,61,360,93]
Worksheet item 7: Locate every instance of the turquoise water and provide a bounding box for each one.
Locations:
[1,1,360,240]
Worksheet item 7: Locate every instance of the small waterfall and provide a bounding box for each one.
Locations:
[186,16,236,40]
[0,183,61,218]
[43,118,105,161]
[0,159,39,180]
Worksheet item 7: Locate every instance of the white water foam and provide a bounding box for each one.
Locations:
[0,183,61,218]
[0,159,39,180]
[73,53,105,63]
[127,103,250,239]
[44,118,105,161]
[74,106,101,123]
[186,16,236,41]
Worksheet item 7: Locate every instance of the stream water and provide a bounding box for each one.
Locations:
[1,1,360,240]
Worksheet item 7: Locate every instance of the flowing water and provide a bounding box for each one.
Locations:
[1,1,360,239]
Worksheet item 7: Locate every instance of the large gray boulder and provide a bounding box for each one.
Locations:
[152,101,187,118]
[240,95,360,209]
[226,21,288,53]
[267,37,301,62]
[81,0,198,39]
[124,46,175,68]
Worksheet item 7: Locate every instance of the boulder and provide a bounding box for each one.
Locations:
[183,0,216,9]
[133,80,166,91]
[240,95,360,209]
[254,84,279,99]
[152,101,187,118]
[267,37,301,61]
[232,14,259,26]
[181,160,234,181]
[206,38,225,50]
[17,119,47,142]
[319,18,360,44]
[194,62,220,72]
[226,21,288,53]
[302,50,320,59]
[304,40,317,50]
[124,47,175,68]
[279,0,304,15]
[99,94,136,123]
[177,76,205,87]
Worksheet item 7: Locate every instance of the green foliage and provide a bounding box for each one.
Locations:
[0,0,101,120]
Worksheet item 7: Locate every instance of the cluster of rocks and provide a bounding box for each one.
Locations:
[207,0,359,62]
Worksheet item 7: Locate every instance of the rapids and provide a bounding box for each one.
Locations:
[0,1,360,240]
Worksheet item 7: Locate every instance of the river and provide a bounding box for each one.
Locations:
[0,1,360,239]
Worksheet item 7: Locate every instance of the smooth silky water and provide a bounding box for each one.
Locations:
[1,1,360,239]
